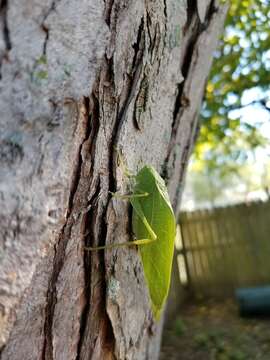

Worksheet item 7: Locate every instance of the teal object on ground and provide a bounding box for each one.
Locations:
[236,286,270,316]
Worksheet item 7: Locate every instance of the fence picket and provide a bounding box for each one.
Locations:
[179,200,270,298]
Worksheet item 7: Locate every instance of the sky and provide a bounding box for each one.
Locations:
[182,90,270,211]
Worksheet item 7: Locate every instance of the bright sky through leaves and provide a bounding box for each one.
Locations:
[182,0,270,210]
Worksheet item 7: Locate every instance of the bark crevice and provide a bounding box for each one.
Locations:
[0,0,11,78]
[131,17,144,72]
[78,15,151,355]
[42,98,91,360]
[76,57,119,358]
[104,0,114,27]
[1,0,11,50]
[76,178,101,360]
[185,0,196,33]
[163,0,167,38]
[163,7,200,182]
[41,0,60,57]
[173,17,199,124]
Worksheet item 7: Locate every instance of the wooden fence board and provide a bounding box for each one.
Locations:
[179,200,270,297]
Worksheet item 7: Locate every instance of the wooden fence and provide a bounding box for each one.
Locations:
[178,200,270,298]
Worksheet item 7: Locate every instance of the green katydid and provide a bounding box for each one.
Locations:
[86,164,176,320]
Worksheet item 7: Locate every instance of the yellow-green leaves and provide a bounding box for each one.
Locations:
[197,0,269,174]
[130,166,176,320]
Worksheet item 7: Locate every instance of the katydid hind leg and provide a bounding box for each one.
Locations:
[109,191,149,200]
[85,236,156,251]
[130,198,157,241]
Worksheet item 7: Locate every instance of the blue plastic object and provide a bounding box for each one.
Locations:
[236,286,270,316]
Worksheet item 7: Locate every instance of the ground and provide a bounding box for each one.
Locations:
[160,299,270,360]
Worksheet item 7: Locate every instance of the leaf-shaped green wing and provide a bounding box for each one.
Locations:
[131,166,176,320]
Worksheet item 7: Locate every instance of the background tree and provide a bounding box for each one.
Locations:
[0,1,228,359]
[184,0,270,208]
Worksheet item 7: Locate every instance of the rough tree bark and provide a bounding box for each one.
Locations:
[0,0,228,359]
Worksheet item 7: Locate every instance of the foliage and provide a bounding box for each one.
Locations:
[195,0,270,172]
[185,0,270,207]
[173,317,186,337]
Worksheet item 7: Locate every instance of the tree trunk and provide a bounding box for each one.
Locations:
[0,1,228,359]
